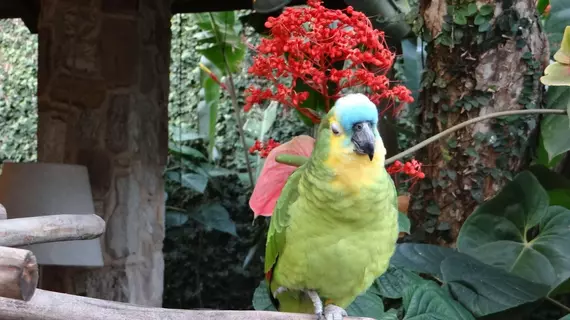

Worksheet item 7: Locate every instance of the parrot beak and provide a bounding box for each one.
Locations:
[351,121,375,161]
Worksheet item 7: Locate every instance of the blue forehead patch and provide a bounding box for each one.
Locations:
[333,93,378,131]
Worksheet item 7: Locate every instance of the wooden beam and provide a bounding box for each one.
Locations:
[0,246,38,301]
[0,214,106,247]
[0,289,373,320]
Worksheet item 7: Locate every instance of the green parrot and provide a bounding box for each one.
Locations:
[264,93,399,320]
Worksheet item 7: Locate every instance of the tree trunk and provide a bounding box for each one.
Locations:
[411,0,548,245]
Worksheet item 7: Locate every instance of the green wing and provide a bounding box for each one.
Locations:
[264,166,304,276]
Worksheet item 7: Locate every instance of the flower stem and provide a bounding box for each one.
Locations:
[385,109,567,165]
[275,109,567,167]
[207,13,255,188]
[546,296,570,314]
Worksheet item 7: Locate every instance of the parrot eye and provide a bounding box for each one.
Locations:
[331,123,341,135]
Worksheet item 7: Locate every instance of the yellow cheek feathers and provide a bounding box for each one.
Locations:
[324,117,386,191]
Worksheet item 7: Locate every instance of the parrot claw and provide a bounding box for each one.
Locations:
[323,304,347,320]
[306,290,323,316]
[272,287,288,297]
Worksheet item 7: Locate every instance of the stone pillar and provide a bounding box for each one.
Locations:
[36,0,170,306]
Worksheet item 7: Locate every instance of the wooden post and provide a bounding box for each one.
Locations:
[0,246,38,301]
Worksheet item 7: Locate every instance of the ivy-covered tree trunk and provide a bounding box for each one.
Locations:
[411,0,548,245]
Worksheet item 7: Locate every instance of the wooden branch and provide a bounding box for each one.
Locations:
[0,289,373,320]
[0,214,105,247]
[0,204,6,220]
[0,246,38,301]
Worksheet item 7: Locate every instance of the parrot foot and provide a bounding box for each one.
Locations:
[322,304,348,320]
[306,290,323,316]
[272,287,288,298]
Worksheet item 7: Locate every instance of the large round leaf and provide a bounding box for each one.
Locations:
[371,265,423,299]
[529,164,570,210]
[391,243,550,317]
[457,171,570,293]
[402,280,474,320]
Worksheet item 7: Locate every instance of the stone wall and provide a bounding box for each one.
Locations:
[36,0,171,306]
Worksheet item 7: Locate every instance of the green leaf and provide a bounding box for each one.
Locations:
[168,143,208,160]
[372,265,424,299]
[243,117,262,138]
[199,57,222,160]
[294,79,330,112]
[166,171,209,193]
[453,14,468,25]
[474,14,487,25]
[441,254,549,317]
[390,243,451,277]
[537,0,549,15]
[401,38,423,104]
[555,26,570,64]
[379,309,399,320]
[398,212,411,234]
[346,289,385,319]
[427,203,440,216]
[544,0,570,55]
[260,101,278,138]
[479,4,494,16]
[467,3,478,16]
[458,171,570,293]
[541,111,570,161]
[536,133,565,168]
[190,203,238,236]
[438,34,453,47]
[204,166,236,177]
[193,12,245,73]
[529,164,570,210]
[391,243,551,316]
[540,62,570,86]
[165,210,189,228]
[252,281,276,311]
[169,127,206,142]
[560,316,570,320]
[478,22,491,32]
[403,280,475,320]
[539,86,570,161]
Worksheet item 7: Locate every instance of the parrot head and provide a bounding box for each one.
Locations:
[317,93,383,163]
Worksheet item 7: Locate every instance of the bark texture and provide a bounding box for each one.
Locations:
[413,0,548,244]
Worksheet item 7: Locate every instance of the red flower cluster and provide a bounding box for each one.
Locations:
[249,139,281,158]
[387,159,426,181]
[244,0,413,122]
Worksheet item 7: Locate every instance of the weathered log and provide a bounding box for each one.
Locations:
[0,246,38,301]
[0,214,105,247]
[0,203,6,220]
[0,289,372,320]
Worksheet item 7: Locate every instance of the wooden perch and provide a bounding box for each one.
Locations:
[0,289,373,320]
[0,246,38,301]
[0,214,106,247]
